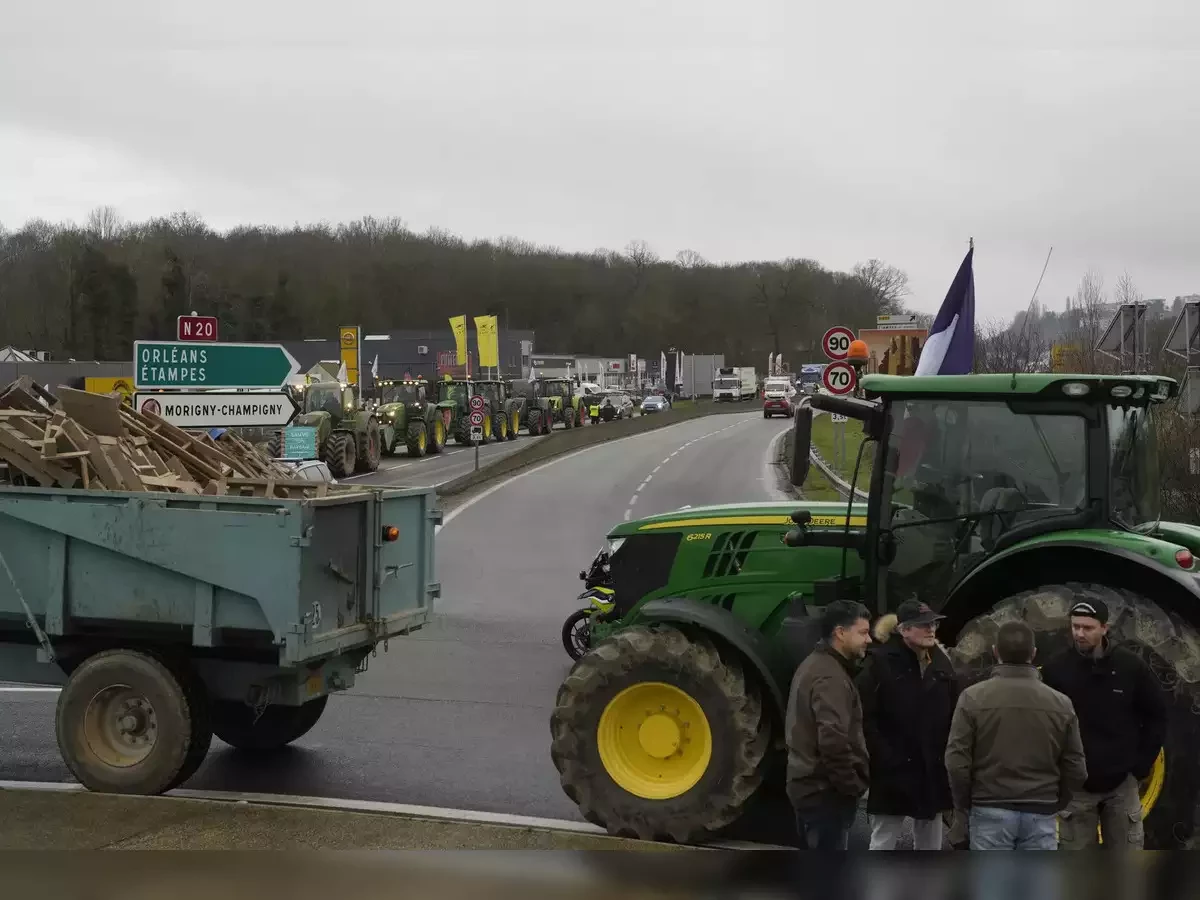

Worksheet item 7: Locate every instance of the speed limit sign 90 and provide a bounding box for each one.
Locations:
[822,361,857,395]
[469,395,485,412]
[822,326,855,361]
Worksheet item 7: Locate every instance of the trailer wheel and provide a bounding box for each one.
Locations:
[165,663,213,790]
[950,583,1200,849]
[211,695,329,751]
[55,649,195,795]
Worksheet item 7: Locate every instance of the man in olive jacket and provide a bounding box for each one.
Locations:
[945,620,1088,850]
[786,600,873,850]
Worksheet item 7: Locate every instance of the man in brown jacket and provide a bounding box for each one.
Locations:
[786,599,873,849]
[944,620,1088,850]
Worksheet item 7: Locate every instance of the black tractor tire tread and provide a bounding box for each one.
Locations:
[951,582,1200,849]
[493,413,509,442]
[164,659,213,791]
[550,624,768,844]
[357,418,381,472]
[526,409,542,436]
[563,407,575,429]
[211,695,330,751]
[266,433,282,458]
[405,420,428,457]
[55,648,194,795]
[323,432,356,478]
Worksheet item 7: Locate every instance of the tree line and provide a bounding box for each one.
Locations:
[0,206,913,365]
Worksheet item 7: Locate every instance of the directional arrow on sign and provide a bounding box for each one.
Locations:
[133,341,301,390]
[134,391,299,429]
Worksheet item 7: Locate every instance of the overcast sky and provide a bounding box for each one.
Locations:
[3,0,1198,320]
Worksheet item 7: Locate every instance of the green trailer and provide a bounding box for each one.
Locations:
[0,482,439,795]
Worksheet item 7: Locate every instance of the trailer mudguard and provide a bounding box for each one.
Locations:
[633,597,790,722]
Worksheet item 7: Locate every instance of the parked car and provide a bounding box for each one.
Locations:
[641,395,669,414]
[589,392,635,422]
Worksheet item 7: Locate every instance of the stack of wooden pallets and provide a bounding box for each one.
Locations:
[0,377,355,499]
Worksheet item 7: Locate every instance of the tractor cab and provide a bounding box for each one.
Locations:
[792,373,1179,636]
[298,381,356,425]
[378,378,428,407]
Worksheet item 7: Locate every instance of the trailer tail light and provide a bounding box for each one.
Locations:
[1176,549,1194,569]
[382,525,400,542]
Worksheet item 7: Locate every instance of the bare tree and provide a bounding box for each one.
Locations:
[974,317,1047,374]
[1058,269,1109,373]
[852,259,910,312]
[624,240,658,268]
[674,249,707,269]
[85,205,125,242]
[1115,270,1143,307]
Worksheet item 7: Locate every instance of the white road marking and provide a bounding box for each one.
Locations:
[652,465,661,474]
[0,686,59,693]
[628,494,638,506]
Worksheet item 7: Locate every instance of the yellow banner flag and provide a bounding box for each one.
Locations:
[474,315,500,369]
[449,315,468,365]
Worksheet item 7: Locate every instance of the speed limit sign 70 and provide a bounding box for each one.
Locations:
[822,361,857,395]
[822,326,855,361]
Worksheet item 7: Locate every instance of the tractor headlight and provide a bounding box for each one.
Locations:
[607,537,625,556]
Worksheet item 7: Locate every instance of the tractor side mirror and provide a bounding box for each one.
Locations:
[790,405,813,487]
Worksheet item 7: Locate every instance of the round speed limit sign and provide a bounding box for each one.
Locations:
[822,361,857,395]
[469,396,485,412]
[821,326,855,361]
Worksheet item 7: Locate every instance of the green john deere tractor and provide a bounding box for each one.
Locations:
[269,380,381,477]
[552,372,1199,848]
[539,377,588,429]
[376,378,445,457]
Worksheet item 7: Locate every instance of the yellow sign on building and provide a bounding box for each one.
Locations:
[84,376,135,406]
[339,325,360,385]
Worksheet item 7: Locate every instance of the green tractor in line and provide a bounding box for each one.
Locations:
[552,372,1200,848]
[539,377,588,429]
[269,380,381,478]
[510,378,554,436]
[375,378,446,457]
[435,378,521,445]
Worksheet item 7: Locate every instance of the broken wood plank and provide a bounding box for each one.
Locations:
[56,387,125,437]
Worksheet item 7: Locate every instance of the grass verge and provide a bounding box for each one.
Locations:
[437,402,742,497]
[779,425,844,501]
[810,412,873,491]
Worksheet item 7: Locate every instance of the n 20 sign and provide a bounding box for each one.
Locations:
[822,361,857,395]
[177,315,219,342]
[821,326,855,361]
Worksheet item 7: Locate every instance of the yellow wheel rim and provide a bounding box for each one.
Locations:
[484,417,492,439]
[435,420,445,445]
[511,411,519,433]
[596,681,712,800]
[418,430,427,452]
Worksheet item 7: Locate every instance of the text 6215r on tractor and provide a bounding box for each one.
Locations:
[552,372,1200,848]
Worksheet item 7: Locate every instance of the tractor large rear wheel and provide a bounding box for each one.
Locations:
[266,433,282,458]
[526,409,542,436]
[563,407,575,429]
[550,624,770,843]
[507,410,520,441]
[950,582,1200,849]
[324,432,356,478]
[493,412,509,442]
[357,418,381,472]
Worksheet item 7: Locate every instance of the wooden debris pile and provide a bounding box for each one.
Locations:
[0,377,347,499]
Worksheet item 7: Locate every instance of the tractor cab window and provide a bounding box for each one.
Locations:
[304,383,342,416]
[879,399,1088,609]
[1108,405,1160,530]
[478,383,498,405]
[438,382,467,405]
[382,383,421,405]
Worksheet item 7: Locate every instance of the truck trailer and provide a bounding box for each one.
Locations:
[712,367,757,402]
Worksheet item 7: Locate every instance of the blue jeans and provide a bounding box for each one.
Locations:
[969,806,1057,849]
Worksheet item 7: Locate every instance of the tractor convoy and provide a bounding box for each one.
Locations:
[552,371,1200,850]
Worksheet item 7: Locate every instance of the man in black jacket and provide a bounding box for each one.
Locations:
[1042,597,1168,849]
[856,600,959,850]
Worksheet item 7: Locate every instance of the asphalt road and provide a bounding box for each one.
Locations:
[342,430,548,489]
[0,410,794,836]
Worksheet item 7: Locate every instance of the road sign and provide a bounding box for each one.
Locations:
[831,413,848,423]
[822,361,857,395]
[134,391,298,429]
[875,313,920,331]
[822,326,855,361]
[470,424,484,443]
[282,425,320,460]
[177,315,219,342]
[469,395,485,412]
[133,341,301,390]
[469,410,485,426]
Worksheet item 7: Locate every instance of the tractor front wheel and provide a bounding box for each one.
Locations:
[563,407,575,430]
[405,420,428,457]
[508,410,520,441]
[361,418,382,471]
[324,432,356,478]
[950,583,1200,849]
[266,432,282,458]
[493,413,509,442]
[526,409,542,436]
[551,624,769,843]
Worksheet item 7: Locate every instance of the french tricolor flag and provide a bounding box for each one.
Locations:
[915,244,976,376]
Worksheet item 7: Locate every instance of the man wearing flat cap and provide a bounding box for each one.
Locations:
[856,599,959,849]
[1042,596,1168,848]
